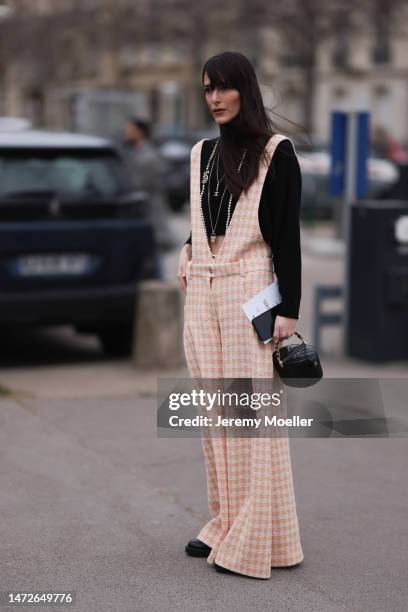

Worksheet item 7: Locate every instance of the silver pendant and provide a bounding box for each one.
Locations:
[210,234,216,243]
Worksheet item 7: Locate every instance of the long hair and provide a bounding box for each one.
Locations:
[202,51,283,198]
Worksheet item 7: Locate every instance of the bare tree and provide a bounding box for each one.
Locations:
[1,0,407,132]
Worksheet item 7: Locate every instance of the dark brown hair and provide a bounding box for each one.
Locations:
[202,51,281,197]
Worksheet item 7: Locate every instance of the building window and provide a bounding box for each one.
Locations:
[371,8,392,64]
[332,86,348,99]
[372,35,391,64]
[332,35,349,68]
[25,89,45,128]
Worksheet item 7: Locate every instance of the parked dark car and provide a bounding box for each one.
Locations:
[0,126,160,355]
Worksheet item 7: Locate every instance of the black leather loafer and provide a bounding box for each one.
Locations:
[185,538,212,557]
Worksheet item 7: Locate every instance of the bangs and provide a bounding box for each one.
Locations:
[202,59,237,89]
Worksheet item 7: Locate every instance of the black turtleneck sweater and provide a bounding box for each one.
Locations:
[185,137,302,319]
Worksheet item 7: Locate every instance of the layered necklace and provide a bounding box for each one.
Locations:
[200,138,247,244]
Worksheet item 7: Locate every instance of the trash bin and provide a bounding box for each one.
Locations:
[346,199,408,361]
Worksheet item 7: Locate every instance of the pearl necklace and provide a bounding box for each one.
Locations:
[200,139,247,244]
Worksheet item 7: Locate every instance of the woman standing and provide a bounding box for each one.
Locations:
[177,51,304,579]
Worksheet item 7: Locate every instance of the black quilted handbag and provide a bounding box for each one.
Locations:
[272,331,323,387]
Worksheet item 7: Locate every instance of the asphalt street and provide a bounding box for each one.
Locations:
[1,392,407,612]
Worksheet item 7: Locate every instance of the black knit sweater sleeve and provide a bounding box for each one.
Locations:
[259,139,302,319]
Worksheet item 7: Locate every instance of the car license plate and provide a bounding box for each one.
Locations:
[17,253,91,277]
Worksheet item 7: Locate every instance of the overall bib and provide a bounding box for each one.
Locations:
[183,134,304,579]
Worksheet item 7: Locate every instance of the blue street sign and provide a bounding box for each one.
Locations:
[329,110,369,200]
[329,112,347,197]
[355,112,369,199]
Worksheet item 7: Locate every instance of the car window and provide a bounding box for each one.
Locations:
[0,148,125,198]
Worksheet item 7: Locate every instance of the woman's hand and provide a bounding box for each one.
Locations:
[272,315,297,345]
[177,243,192,294]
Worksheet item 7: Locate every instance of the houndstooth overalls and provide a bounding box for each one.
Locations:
[183,133,304,579]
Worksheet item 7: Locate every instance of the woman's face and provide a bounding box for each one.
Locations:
[203,72,240,125]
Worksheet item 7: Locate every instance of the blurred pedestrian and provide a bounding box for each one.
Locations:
[121,118,176,272]
[372,125,408,164]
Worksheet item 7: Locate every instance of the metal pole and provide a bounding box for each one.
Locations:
[342,111,357,356]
